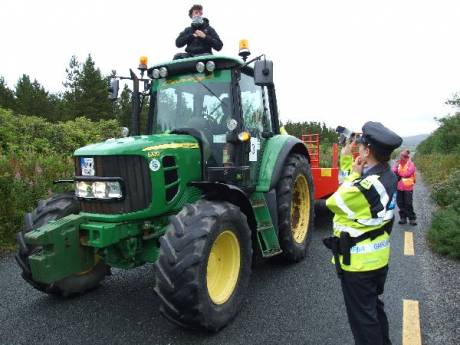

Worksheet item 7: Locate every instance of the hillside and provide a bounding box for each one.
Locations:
[402,134,429,149]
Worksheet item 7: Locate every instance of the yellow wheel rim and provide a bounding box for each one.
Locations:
[291,174,311,244]
[206,230,241,305]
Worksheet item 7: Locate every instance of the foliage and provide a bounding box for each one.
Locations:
[62,55,114,121]
[415,110,460,260]
[417,113,460,155]
[0,108,120,155]
[427,207,460,260]
[0,108,121,249]
[284,121,338,144]
[0,77,15,110]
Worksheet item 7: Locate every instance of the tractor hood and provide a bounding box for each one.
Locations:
[74,134,199,157]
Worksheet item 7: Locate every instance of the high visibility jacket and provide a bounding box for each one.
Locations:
[392,159,416,191]
[326,157,398,272]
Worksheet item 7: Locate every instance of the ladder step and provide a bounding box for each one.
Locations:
[257,224,274,232]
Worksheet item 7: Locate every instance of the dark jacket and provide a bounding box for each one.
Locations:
[175,18,223,56]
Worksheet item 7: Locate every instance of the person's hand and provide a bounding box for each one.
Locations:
[352,156,365,175]
[193,30,206,38]
[341,140,354,156]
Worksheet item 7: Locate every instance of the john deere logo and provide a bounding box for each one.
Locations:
[149,159,161,172]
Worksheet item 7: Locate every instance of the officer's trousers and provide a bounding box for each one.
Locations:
[340,266,392,345]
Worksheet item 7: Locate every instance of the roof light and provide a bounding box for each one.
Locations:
[152,69,160,79]
[139,56,148,70]
[159,67,168,78]
[239,39,250,61]
[206,61,215,72]
[196,62,205,73]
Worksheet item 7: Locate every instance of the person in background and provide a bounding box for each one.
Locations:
[324,121,402,345]
[392,150,417,225]
[174,4,223,59]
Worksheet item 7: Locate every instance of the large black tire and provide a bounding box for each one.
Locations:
[15,192,110,297]
[154,200,252,332]
[276,154,315,262]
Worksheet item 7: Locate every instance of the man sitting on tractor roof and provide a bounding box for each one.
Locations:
[174,4,223,60]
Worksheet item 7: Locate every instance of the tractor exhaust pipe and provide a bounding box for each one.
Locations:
[130,69,140,136]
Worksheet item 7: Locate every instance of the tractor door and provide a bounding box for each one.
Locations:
[238,71,273,187]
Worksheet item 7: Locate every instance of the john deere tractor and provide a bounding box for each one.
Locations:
[15,46,314,331]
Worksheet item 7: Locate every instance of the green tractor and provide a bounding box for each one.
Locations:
[15,49,314,331]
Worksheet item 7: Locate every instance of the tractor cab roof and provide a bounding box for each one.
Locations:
[147,55,248,79]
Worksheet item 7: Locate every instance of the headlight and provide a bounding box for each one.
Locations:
[159,67,168,78]
[206,61,215,72]
[196,62,205,73]
[76,181,92,198]
[75,180,123,199]
[152,69,160,79]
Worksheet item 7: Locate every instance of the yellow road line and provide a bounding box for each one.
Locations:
[403,299,422,345]
[404,232,415,256]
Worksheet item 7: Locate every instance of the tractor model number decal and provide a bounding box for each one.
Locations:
[147,151,161,158]
[80,158,95,176]
[149,159,161,172]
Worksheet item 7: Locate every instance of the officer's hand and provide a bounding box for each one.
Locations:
[352,156,365,175]
[341,141,354,156]
[194,30,206,38]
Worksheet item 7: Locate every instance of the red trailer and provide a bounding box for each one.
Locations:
[301,134,340,200]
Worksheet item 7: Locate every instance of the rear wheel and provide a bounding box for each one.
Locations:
[276,154,314,262]
[154,200,252,331]
[15,192,109,297]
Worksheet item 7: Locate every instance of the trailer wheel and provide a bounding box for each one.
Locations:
[155,200,252,331]
[276,154,314,262]
[15,192,109,297]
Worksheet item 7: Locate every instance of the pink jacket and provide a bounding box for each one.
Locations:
[392,159,416,191]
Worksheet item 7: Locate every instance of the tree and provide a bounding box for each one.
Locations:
[0,77,15,110]
[62,54,113,121]
[14,74,58,119]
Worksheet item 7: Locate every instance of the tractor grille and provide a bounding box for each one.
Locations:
[163,156,179,202]
[74,155,152,214]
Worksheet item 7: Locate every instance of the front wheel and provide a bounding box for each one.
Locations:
[276,154,315,262]
[15,193,110,297]
[154,200,252,331]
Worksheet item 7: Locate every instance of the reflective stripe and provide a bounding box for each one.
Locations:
[372,179,390,218]
[334,193,355,219]
[333,222,366,237]
[342,181,353,188]
[357,218,383,226]
[357,210,394,226]
[350,239,390,254]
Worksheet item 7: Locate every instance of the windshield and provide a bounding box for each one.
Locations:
[151,70,232,134]
[150,69,233,166]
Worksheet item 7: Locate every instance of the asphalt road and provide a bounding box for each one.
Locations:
[0,176,458,345]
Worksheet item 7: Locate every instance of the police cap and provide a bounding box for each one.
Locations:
[358,121,402,154]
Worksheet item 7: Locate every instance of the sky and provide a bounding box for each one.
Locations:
[1,0,460,136]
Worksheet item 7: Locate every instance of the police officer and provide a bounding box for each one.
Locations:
[324,121,402,345]
[174,4,223,59]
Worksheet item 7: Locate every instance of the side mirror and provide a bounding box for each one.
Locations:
[254,60,274,86]
[108,78,119,100]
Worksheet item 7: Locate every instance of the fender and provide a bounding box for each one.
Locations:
[256,135,310,192]
[189,181,257,232]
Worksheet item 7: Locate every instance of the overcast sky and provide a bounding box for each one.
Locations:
[2,0,460,136]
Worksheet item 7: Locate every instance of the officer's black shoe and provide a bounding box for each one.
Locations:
[409,219,417,226]
[398,218,407,225]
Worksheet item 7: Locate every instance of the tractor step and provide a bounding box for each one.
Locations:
[250,193,282,258]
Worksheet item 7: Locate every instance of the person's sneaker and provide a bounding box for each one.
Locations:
[398,218,407,225]
[409,219,417,226]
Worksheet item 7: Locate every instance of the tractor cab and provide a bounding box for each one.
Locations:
[136,50,280,190]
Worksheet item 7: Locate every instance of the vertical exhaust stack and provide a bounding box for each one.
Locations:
[130,69,140,136]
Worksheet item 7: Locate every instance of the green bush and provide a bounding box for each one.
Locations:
[414,153,460,186]
[0,107,121,250]
[427,207,460,260]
